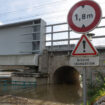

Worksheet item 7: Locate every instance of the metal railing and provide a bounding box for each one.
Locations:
[0,80,37,91]
[45,17,105,52]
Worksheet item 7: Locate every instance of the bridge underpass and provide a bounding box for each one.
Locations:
[42,17,105,85]
[53,66,80,85]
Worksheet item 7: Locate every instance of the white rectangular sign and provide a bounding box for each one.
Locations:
[70,56,99,66]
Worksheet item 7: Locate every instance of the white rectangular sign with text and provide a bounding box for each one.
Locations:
[70,56,99,66]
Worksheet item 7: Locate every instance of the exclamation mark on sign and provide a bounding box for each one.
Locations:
[83,40,86,52]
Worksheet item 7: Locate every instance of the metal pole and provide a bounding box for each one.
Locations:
[83,66,87,105]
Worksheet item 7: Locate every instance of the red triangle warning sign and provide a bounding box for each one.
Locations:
[72,35,98,56]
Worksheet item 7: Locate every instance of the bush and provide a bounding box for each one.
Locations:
[87,71,105,105]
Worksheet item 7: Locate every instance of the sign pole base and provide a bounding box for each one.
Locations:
[83,67,87,105]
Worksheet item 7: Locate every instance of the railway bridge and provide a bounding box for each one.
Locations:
[0,18,105,85]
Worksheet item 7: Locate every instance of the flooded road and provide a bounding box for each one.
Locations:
[0,66,83,104]
[1,84,83,105]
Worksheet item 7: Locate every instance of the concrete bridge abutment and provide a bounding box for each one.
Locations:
[39,50,105,85]
[39,52,82,84]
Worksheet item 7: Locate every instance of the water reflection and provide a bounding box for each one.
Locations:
[12,84,82,104]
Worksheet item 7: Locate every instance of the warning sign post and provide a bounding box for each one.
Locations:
[69,34,99,105]
[67,0,102,104]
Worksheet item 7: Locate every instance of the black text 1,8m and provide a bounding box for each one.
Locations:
[75,14,93,21]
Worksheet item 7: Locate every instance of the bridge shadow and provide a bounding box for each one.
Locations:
[53,66,80,85]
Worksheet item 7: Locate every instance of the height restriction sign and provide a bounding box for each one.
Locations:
[67,0,102,33]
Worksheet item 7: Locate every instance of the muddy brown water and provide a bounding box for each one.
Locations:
[0,84,83,105]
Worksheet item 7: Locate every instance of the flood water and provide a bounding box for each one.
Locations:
[0,84,83,105]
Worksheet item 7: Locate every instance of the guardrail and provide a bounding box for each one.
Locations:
[45,17,105,51]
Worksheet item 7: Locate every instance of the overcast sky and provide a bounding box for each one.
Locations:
[0,0,104,24]
[0,0,69,24]
[0,0,105,46]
